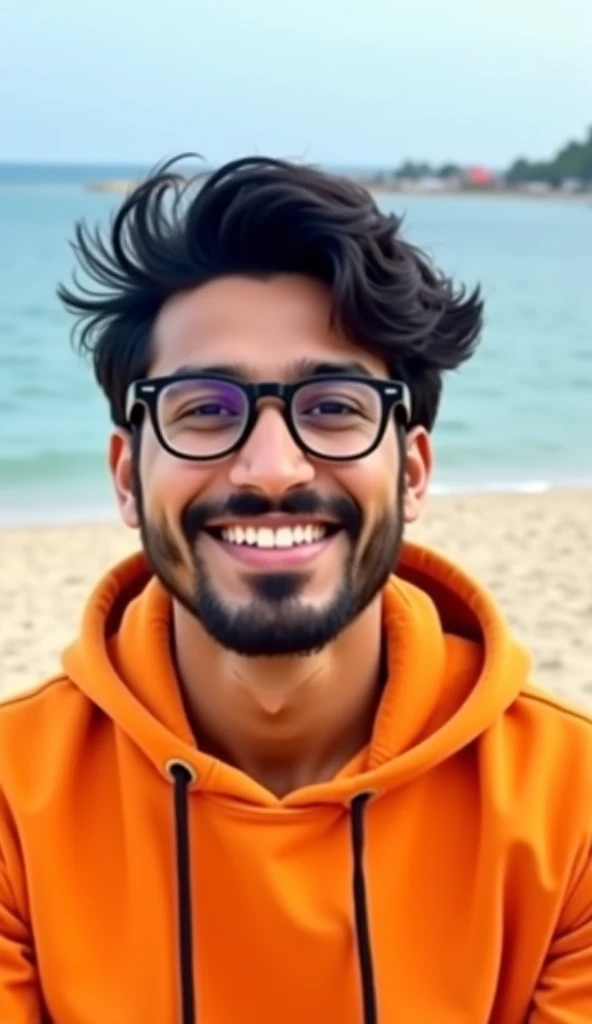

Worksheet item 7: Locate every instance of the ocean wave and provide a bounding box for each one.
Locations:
[0,449,106,484]
[430,477,592,496]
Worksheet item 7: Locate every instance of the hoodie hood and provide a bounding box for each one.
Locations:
[62,540,531,808]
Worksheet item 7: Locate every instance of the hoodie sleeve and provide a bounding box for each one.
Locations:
[529,841,592,1022]
[0,841,44,1022]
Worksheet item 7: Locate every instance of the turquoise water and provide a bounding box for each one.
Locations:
[1,166,591,524]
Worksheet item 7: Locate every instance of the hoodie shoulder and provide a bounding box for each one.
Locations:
[520,682,592,729]
[0,673,72,711]
[508,682,592,796]
[0,672,87,738]
[0,671,87,725]
[0,673,96,793]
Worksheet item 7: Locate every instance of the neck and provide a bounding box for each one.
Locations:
[172,599,385,799]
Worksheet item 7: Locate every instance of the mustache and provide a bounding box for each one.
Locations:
[182,490,362,544]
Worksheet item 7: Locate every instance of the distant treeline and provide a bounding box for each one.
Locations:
[391,124,592,186]
[390,161,463,181]
[506,125,592,185]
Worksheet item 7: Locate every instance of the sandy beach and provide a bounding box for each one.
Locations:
[1,489,591,709]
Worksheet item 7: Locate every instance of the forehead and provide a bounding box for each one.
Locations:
[150,274,388,379]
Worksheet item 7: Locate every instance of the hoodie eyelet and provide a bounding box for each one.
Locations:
[164,758,198,785]
[348,789,380,807]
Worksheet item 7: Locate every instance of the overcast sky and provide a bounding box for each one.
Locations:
[1,0,590,168]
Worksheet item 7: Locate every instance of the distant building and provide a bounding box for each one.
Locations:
[560,178,585,193]
[463,165,497,188]
[521,182,553,195]
[416,176,448,192]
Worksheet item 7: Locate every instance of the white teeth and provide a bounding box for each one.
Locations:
[219,523,330,549]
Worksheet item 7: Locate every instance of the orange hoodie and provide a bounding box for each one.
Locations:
[0,542,591,1024]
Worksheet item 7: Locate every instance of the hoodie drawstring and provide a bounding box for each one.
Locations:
[169,765,379,1024]
[350,792,378,1024]
[169,762,197,1024]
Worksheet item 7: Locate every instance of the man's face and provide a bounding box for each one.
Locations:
[114,275,428,656]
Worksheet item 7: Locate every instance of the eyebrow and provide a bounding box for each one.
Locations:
[172,359,377,381]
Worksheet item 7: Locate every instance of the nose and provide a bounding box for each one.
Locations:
[228,405,315,495]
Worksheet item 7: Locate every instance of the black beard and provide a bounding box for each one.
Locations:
[132,451,405,657]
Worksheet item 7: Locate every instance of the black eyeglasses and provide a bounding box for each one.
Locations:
[125,373,411,462]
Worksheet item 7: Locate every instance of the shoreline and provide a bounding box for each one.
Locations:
[88,182,592,206]
[370,185,592,203]
[0,179,589,206]
[1,477,591,531]
[1,487,591,706]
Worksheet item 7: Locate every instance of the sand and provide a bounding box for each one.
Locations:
[1,489,591,708]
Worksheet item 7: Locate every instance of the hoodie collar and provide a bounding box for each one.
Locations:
[62,542,530,807]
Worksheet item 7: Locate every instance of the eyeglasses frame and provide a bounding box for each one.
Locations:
[125,373,411,462]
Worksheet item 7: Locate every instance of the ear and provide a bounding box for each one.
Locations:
[109,428,140,529]
[402,426,433,524]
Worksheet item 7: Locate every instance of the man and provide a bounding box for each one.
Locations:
[0,157,590,1024]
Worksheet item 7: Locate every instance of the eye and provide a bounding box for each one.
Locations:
[310,400,357,415]
[182,402,237,418]
[160,379,247,427]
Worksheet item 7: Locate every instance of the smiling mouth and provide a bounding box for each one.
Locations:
[205,522,342,551]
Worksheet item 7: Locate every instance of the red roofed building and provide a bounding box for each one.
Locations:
[464,165,497,188]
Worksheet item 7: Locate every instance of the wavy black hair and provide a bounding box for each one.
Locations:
[58,155,484,431]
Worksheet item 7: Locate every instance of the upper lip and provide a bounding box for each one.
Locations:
[205,515,341,530]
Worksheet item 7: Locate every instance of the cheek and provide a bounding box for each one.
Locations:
[138,435,213,519]
[335,441,400,530]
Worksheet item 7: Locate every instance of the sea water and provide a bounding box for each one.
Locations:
[0,165,590,524]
